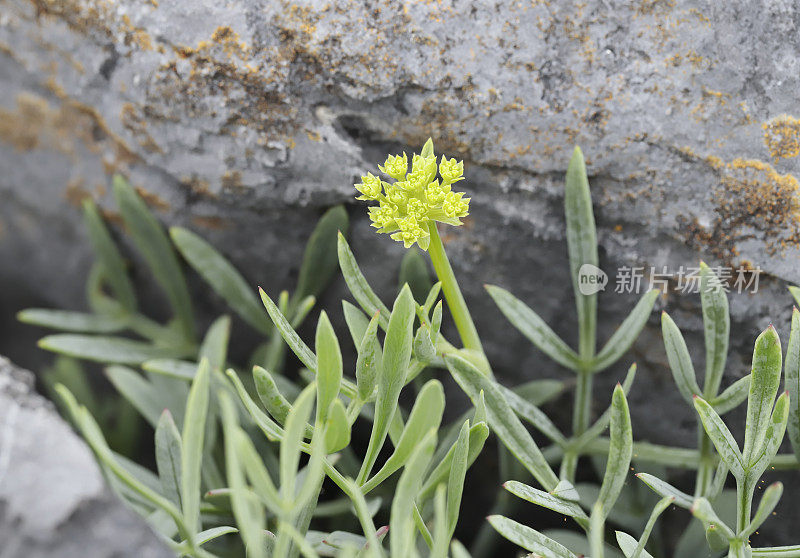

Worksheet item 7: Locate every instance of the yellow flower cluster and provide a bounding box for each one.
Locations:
[354,139,470,250]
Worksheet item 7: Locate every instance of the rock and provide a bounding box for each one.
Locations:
[1,0,800,547]
[0,356,171,558]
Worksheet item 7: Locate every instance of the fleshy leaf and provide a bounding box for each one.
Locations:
[171,227,271,334]
[564,146,598,362]
[485,285,580,371]
[699,262,729,397]
[661,312,701,403]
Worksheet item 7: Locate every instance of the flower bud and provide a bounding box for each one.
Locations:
[378,153,408,180]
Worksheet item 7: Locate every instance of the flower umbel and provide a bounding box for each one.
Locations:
[356,138,470,249]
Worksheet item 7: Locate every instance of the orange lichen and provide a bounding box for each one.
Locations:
[64,177,91,206]
[763,115,800,160]
[120,103,162,153]
[0,93,137,172]
[221,170,243,190]
[134,186,170,211]
[680,155,800,260]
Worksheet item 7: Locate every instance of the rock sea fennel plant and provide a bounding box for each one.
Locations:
[19,139,800,557]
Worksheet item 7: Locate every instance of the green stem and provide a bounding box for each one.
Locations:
[695,426,714,497]
[426,222,484,356]
[737,476,754,534]
[562,366,593,481]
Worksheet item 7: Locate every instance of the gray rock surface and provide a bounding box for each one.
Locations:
[1,0,800,547]
[0,356,171,558]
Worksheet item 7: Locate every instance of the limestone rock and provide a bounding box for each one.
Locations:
[0,356,171,558]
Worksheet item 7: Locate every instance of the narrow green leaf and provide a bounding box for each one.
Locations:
[446,421,470,537]
[711,375,751,415]
[423,282,443,316]
[39,334,180,365]
[635,473,693,509]
[170,227,271,334]
[565,146,598,361]
[573,364,637,449]
[363,380,445,492]
[743,326,782,464]
[85,264,122,316]
[550,480,581,503]
[187,526,238,547]
[181,358,210,534]
[253,366,293,424]
[615,531,655,558]
[324,399,351,454]
[260,288,317,370]
[785,307,800,461]
[750,391,790,476]
[593,289,659,373]
[82,199,137,312]
[290,295,316,328]
[155,410,183,508]
[341,478,384,558]
[742,482,783,538]
[226,368,284,441]
[199,315,230,371]
[596,385,633,519]
[473,390,487,425]
[413,324,436,363]
[315,311,343,422]
[56,385,190,541]
[485,285,580,371]
[235,428,283,515]
[510,379,566,407]
[699,262,730,396]
[105,365,163,427]
[503,480,588,520]
[500,384,566,444]
[292,205,349,307]
[219,391,267,558]
[113,175,194,340]
[431,485,449,558]
[629,496,672,558]
[446,354,559,491]
[420,421,488,500]
[358,286,415,484]
[343,301,370,348]
[18,309,127,333]
[44,357,98,416]
[389,430,436,558]
[790,286,800,307]
[707,459,728,501]
[294,422,327,513]
[281,385,317,500]
[142,359,198,381]
[356,312,382,401]
[661,312,701,402]
[338,232,391,329]
[693,396,745,479]
[488,515,578,557]
[430,300,443,340]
